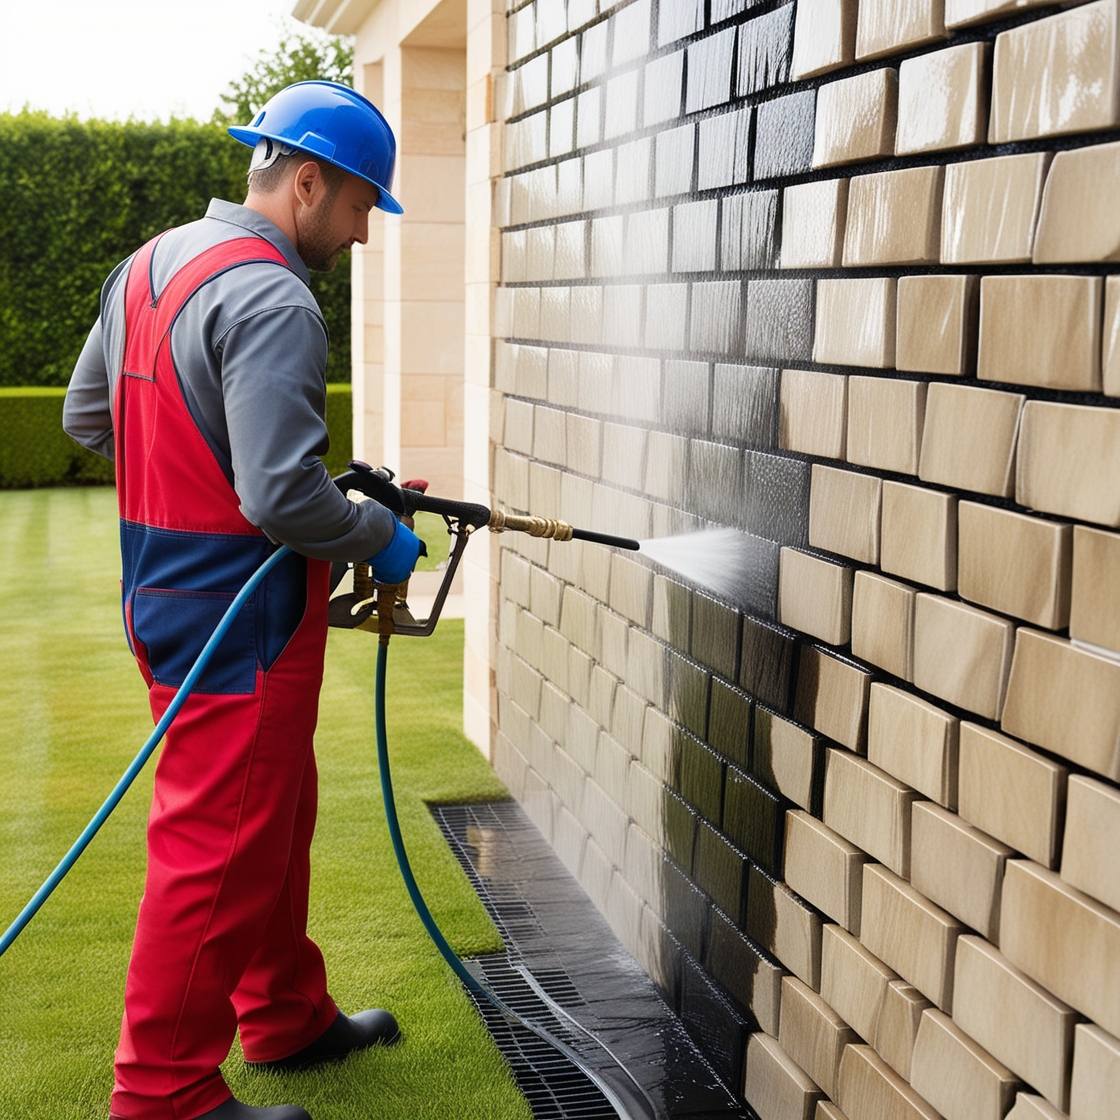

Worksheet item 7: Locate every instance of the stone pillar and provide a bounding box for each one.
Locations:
[381,44,466,500]
[462,0,506,754]
[351,61,385,466]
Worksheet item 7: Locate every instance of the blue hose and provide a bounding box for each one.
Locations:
[0,545,292,959]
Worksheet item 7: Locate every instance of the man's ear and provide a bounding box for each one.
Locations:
[292,160,324,209]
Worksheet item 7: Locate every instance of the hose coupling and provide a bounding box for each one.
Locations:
[488,510,575,541]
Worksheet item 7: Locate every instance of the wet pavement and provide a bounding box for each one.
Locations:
[434,801,754,1120]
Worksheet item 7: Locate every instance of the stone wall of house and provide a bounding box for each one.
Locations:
[487,0,1120,1114]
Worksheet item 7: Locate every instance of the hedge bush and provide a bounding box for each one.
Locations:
[0,111,351,388]
[0,384,352,489]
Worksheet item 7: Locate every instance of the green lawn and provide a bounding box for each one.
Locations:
[0,487,531,1120]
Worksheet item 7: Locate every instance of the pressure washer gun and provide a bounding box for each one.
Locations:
[328,460,640,641]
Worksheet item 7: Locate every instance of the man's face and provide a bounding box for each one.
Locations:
[296,171,380,272]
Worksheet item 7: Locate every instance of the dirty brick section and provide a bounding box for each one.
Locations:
[483,0,1120,1116]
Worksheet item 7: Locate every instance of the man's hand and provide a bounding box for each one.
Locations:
[368,519,423,584]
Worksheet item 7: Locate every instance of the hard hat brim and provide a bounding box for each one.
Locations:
[230,125,404,216]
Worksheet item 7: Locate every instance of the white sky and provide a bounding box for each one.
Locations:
[0,1,316,122]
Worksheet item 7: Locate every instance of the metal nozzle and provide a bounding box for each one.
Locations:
[488,510,575,541]
[487,509,641,551]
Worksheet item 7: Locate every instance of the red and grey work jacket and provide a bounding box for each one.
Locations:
[64,200,395,692]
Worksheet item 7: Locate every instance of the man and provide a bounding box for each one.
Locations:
[63,81,420,1120]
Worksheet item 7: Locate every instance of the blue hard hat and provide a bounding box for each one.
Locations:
[229,80,403,215]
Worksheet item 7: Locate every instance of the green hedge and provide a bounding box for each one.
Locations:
[0,111,351,388]
[0,384,352,489]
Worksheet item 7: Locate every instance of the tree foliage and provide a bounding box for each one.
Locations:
[0,23,355,389]
[214,23,354,129]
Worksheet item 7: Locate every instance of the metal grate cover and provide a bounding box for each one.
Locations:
[433,802,752,1120]
[435,803,619,1120]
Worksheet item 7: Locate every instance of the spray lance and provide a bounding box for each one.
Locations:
[327,460,639,637]
[0,465,658,1120]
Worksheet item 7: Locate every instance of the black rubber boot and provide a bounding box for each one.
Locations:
[245,1009,401,1073]
[191,1099,311,1120]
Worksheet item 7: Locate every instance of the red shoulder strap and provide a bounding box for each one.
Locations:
[122,235,293,380]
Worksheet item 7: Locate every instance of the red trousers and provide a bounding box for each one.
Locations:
[111,570,336,1120]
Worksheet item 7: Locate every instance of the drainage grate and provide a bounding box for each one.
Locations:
[433,801,753,1120]
[435,803,619,1120]
[465,955,621,1120]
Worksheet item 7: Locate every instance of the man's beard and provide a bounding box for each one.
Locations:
[297,196,344,272]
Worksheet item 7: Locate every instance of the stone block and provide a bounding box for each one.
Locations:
[794,645,873,752]
[941,153,1050,265]
[744,1032,824,1120]
[1002,628,1120,782]
[837,1044,942,1120]
[1070,1022,1120,1120]
[821,920,897,1043]
[910,1008,1020,1120]
[856,0,947,58]
[724,764,785,877]
[823,748,917,877]
[896,274,978,377]
[897,41,988,154]
[912,592,1015,721]
[868,684,957,807]
[748,864,823,989]
[1000,859,1120,1039]
[779,369,848,459]
[706,907,784,1036]
[779,976,858,1099]
[957,721,1067,870]
[781,179,848,270]
[843,166,944,266]
[753,707,823,814]
[791,0,858,79]
[785,810,868,935]
[954,934,1076,1112]
[1061,774,1120,914]
[990,0,1120,142]
[851,573,915,682]
[813,68,898,167]
[911,802,1012,942]
[808,465,881,566]
[1016,400,1120,527]
[846,375,926,476]
[694,818,749,923]
[861,863,964,1011]
[1034,140,1120,263]
[744,278,816,365]
[978,275,1102,391]
[778,547,854,647]
[878,484,956,596]
[813,277,896,368]
[957,500,1072,630]
[918,382,1024,499]
[754,90,816,180]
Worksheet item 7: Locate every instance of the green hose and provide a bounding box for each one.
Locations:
[373,640,484,995]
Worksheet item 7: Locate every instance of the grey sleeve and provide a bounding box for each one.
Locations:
[219,305,397,562]
[63,318,115,461]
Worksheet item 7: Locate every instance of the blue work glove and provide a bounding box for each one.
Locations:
[369,518,422,584]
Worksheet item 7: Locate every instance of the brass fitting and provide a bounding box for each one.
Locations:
[488,510,574,541]
[353,561,374,603]
[376,583,398,645]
